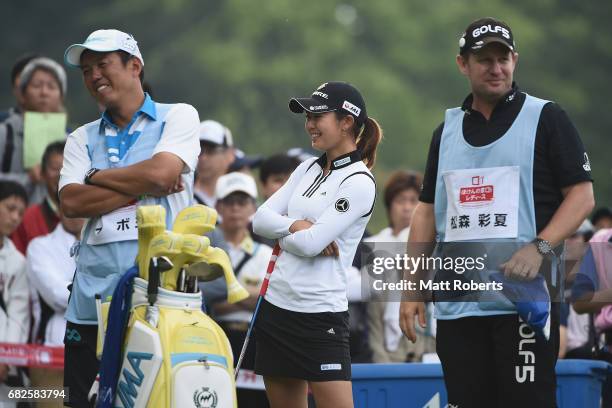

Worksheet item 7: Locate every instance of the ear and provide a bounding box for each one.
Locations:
[130,58,143,79]
[456,54,469,76]
[341,114,355,131]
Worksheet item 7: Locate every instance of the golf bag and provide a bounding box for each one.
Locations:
[95,204,248,408]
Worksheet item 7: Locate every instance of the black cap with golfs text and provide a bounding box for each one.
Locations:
[289,81,368,127]
[459,17,516,55]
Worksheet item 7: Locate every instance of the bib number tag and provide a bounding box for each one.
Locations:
[442,166,519,241]
[87,204,138,245]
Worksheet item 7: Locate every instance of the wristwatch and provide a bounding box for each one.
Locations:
[532,237,553,256]
[84,168,100,185]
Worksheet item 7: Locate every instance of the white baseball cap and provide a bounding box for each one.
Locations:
[64,29,144,68]
[199,120,233,147]
[216,172,258,200]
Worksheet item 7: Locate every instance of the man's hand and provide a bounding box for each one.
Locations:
[148,175,184,197]
[320,241,339,257]
[500,243,543,281]
[399,301,426,343]
[0,363,9,383]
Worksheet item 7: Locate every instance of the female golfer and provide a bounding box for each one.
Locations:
[252,81,382,408]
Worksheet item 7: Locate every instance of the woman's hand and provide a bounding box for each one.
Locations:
[320,241,339,257]
[289,219,313,233]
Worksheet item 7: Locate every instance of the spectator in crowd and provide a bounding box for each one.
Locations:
[211,172,272,407]
[60,29,200,405]
[367,170,436,362]
[228,148,263,174]
[27,212,83,345]
[559,219,594,359]
[194,119,235,208]
[192,119,238,307]
[25,212,84,400]
[0,53,40,123]
[286,147,316,164]
[11,141,64,254]
[400,17,594,407]
[0,57,67,203]
[0,181,30,392]
[592,207,612,231]
[571,228,612,406]
[258,153,301,200]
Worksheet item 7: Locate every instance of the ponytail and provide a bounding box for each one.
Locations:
[356,117,383,169]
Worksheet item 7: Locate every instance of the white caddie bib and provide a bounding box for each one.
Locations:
[86,204,138,245]
[442,166,519,241]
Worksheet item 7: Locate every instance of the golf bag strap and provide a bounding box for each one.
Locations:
[2,123,14,173]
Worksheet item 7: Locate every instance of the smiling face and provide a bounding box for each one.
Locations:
[457,42,518,104]
[304,111,354,153]
[80,51,142,109]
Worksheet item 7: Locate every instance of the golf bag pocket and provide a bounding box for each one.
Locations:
[115,278,237,407]
[173,357,235,408]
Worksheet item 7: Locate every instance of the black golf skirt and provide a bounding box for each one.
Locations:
[254,298,351,381]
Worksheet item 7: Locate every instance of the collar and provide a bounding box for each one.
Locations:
[45,195,59,215]
[461,82,519,115]
[99,92,157,132]
[315,150,362,170]
[241,234,256,255]
[230,233,256,255]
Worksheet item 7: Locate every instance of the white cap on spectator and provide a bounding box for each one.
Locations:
[64,29,144,67]
[216,172,258,200]
[287,147,316,162]
[200,120,233,147]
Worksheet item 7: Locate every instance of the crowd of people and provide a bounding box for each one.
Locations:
[0,17,610,408]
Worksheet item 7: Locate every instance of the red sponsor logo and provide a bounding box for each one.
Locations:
[460,185,494,203]
[459,176,494,206]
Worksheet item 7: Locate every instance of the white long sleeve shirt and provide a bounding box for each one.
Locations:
[0,237,30,344]
[253,150,376,313]
[26,224,76,346]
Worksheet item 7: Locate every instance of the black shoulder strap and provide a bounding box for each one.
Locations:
[0,289,6,314]
[2,123,15,173]
[41,199,60,231]
[36,297,56,344]
[234,252,254,276]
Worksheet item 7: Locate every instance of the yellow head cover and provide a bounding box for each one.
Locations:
[136,205,166,281]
